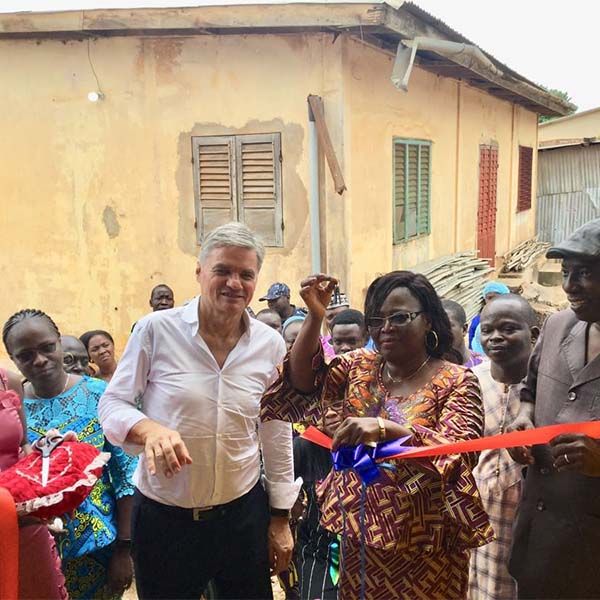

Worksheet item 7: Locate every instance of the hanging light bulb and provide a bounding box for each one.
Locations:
[87,91,104,102]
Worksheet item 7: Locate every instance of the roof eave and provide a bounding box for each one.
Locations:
[0,2,571,116]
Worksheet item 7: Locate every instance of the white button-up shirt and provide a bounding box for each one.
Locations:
[98,297,299,509]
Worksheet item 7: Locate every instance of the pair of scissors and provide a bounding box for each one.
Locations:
[33,434,64,487]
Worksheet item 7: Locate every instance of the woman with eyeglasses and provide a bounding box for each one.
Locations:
[262,271,493,599]
[2,309,137,600]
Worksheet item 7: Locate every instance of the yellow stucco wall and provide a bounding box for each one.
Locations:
[0,32,538,362]
[539,108,600,142]
[0,34,325,359]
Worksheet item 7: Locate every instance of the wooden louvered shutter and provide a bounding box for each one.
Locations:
[404,144,418,238]
[236,133,283,246]
[393,139,431,243]
[517,145,533,212]
[192,136,236,243]
[393,142,406,243]
[417,144,431,235]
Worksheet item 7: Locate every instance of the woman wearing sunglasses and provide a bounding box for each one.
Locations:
[262,271,492,599]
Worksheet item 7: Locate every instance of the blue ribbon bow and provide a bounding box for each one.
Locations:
[331,435,413,485]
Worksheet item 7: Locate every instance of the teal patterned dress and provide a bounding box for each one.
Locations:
[24,376,138,599]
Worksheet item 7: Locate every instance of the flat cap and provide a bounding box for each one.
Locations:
[546,218,600,260]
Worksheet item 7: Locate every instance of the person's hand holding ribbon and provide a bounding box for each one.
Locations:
[507,404,535,465]
[550,433,600,476]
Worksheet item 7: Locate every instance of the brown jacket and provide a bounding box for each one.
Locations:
[509,309,600,599]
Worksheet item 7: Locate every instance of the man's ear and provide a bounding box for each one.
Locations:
[195,261,202,279]
[530,326,540,345]
[462,323,469,335]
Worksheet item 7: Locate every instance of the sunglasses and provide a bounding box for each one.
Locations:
[366,311,423,331]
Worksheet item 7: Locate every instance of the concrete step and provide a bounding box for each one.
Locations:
[537,260,563,287]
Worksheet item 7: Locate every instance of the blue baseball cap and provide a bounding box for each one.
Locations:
[260,282,291,301]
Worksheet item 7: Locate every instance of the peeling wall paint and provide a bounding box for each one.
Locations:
[102,206,121,238]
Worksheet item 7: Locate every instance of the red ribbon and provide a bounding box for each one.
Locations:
[301,420,600,460]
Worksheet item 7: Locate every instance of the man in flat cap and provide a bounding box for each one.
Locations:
[508,218,600,599]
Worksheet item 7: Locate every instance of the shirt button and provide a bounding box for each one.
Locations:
[536,500,546,511]
[495,468,500,477]
[568,392,577,401]
[540,467,550,475]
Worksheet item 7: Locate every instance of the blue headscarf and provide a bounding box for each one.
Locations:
[483,281,510,298]
[282,314,306,335]
[472,281,511,354]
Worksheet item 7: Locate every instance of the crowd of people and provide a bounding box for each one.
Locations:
[1,218,600,600]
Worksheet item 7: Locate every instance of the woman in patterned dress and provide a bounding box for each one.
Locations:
[262,271,493,599]
[3,309,138,600]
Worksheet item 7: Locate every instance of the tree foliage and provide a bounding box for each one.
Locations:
[539,88,578,123]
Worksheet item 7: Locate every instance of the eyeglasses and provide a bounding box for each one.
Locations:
[366,311,423,331]
[63,353,90,368]
[13,342,58,364]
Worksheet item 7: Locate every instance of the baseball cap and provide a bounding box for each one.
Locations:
[546,218,600,260]
[259,283,291,301]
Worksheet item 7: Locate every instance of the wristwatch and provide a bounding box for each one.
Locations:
[115,538,132,549]
[270,507,291,518]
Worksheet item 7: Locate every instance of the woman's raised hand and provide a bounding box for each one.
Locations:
[299,274,338,320]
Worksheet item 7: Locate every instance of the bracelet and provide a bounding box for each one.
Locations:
[115,538,132,548]
[270,507,291,518]
[377,416,386,442]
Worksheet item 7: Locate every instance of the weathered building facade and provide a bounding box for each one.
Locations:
[0,1,569,355]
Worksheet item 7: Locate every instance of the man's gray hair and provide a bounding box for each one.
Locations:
[199,222,266,270]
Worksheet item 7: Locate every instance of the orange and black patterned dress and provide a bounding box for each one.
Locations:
[262,349,494,600]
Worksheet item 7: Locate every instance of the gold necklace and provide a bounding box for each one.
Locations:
[385,356,431,384]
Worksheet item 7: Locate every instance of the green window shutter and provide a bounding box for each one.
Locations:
[406,144,419,238]
[418,144,431,234]
[236,133,283,247]
[393,139,431,243]
[393,142,406,243]
[192,135,236,243]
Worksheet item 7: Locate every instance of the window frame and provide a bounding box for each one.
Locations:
[392,137,432,244]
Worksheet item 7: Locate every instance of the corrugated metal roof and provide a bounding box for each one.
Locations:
[402,2,573,105]
[536,144,600,244]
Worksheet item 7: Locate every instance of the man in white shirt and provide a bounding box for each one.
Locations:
[98,222,299,600]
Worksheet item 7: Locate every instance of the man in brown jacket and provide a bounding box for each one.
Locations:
[508,218,600,599]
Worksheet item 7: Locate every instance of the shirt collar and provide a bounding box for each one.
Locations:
[181,296,252,337]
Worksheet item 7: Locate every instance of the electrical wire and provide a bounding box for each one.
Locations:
[87,37,103,94]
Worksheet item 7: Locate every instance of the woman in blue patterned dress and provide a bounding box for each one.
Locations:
[2,309,138,600]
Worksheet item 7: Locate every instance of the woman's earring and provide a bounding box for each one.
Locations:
[426,330,439,351]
